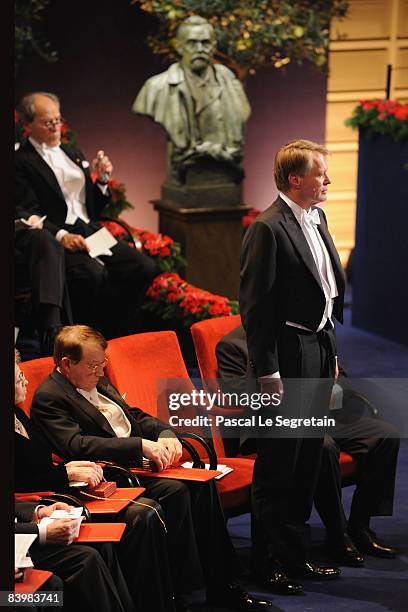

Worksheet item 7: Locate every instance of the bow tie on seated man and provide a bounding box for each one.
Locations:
[15,92,159,343]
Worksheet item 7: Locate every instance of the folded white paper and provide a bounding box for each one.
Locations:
[15,533,37,567]
[85,227,118,258]
[181,462,233,480]
[49,507,83,519]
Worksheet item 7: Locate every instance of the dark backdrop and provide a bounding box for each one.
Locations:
[15,0,327,231]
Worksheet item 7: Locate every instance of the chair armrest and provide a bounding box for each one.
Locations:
[347,390,379,418]
[178,432,218,470]
[99,216,138,249]
[179,438,205,468]
[39,494,92,522]
[101,462,142,487]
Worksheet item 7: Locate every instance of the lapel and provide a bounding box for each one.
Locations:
[50,370,117,437]
[277,197,323,291]
[316,217,344,290]
[22,141,65,200]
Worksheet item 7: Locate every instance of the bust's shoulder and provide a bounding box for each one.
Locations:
[213,62,238,80]
[144,62,183,87]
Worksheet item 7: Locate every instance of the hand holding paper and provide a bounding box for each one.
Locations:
[85,227,118,258]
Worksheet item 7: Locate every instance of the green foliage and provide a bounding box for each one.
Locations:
[15,0,58,75]
[345,100,408,143]
[132,0,349,80]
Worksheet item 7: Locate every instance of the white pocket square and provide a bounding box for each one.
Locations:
[81,160,90,168]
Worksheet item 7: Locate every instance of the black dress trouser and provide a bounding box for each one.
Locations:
[30,542,135,612]
[63,220,158,336]
[251,324,336,570]
[15,228,72,326]
[315,415,400,540]
[117,476,241,611]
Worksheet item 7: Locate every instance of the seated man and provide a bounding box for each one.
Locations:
[216,324,399,581]
[14,349,175,612]
[30,324,272,612]
[15,92,158,343]
[15,500,134,612]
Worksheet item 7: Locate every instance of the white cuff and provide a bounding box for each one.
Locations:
[55,229,68,242]
[37,520,48,545]
[258,372,280,381]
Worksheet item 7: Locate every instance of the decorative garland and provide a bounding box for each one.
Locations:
[99,220,186,274]
[345,99,408,142]
[145,273,239,327]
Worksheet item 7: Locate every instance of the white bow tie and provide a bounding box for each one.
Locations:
[303,208,320,226]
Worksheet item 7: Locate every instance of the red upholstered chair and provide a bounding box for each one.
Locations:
[190,316,358,484]
[19,357,54,417]
[106,331,253,517]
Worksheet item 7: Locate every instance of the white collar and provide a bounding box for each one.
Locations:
[77,387,99,405]
[29,136,61,153]
[279,192,318,225]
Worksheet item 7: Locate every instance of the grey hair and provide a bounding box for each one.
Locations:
[176,15,215,42]
[18,92,60,123]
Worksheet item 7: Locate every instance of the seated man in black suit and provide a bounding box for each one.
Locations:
[30,324,272,612]
[216,324,399,584]
[15,92,158,344]
[14,349,176,612]
[15,500,134,612]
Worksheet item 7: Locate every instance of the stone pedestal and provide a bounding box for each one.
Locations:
[152,200,250,300]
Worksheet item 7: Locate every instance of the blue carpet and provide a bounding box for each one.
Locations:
[224,438,408,611]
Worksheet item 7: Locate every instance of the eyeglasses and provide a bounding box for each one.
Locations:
[84,358,109,374]
[16,371,28,386]
[40,117,64,129]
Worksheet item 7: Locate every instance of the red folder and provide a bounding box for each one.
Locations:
[130,466,221,482]
[15,492,55,502]
[75,522,126,542]
[15,569,52,593]
[84,487,146,514]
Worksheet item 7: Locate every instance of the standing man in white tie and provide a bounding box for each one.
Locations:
[239,140,346,594]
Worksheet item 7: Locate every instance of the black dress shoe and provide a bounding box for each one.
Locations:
[325,534,365,567]
[255,570,304,595]
[349,527,396,559]
[207,583,273,610]
[287,563,341,580]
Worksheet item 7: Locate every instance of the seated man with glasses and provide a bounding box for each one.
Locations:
[15,92,158,349]
[14,348,177,612]
[30,324,272,612]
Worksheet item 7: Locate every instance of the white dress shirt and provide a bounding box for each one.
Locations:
[259,193,338,381]
[279,191,338,332]
[28,137,109,245]
[29,137,90,230]
[77,388,132,438]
